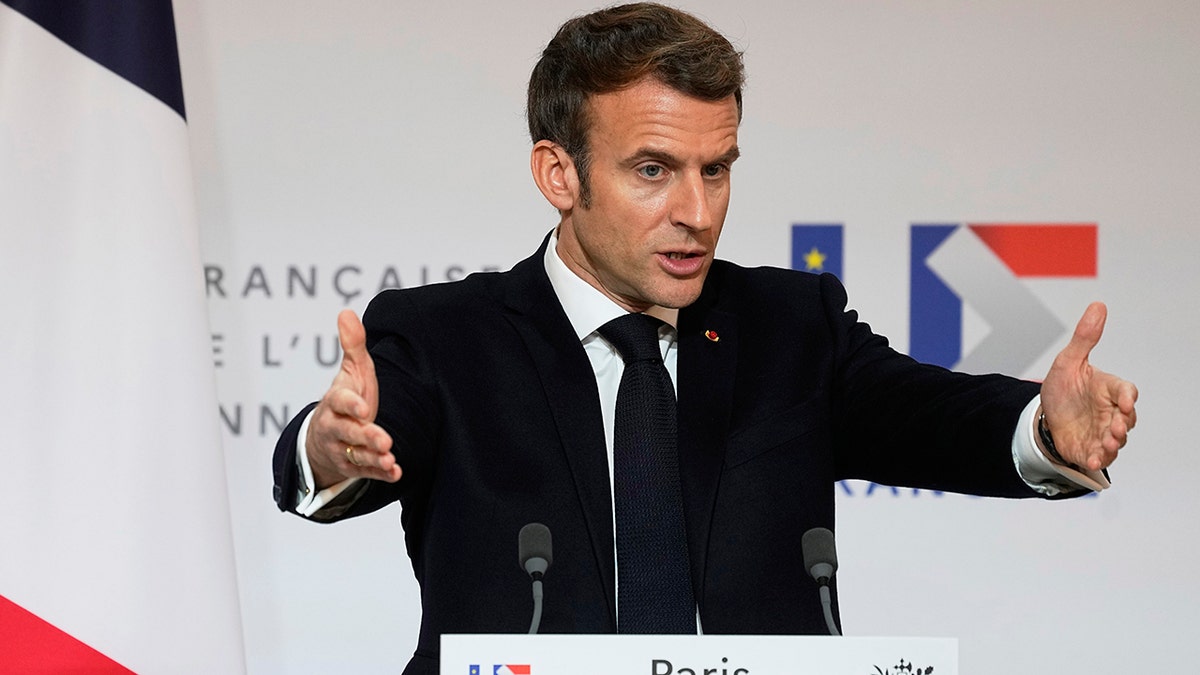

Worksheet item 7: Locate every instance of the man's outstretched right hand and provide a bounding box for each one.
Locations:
[305,309,400,490]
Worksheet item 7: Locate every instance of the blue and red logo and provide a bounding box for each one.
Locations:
[910,223,1096,373]
[790,222,1098,375]
[469,666,530,675]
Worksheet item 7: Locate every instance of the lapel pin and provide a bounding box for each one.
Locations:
[704,329,720,342]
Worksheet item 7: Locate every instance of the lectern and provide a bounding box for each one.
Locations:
[442,634,957,674]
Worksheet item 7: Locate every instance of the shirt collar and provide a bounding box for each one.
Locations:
[543,228,679,341]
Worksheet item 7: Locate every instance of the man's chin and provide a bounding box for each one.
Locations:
[649,280,706,310]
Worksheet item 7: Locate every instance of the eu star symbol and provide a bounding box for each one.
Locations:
[803,246,827,272]
[469,666,480,675]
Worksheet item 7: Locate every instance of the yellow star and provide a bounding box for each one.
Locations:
[802,246,827,271]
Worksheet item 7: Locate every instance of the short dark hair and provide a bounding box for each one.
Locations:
[527,3,745,205]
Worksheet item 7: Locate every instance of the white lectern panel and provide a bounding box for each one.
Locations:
[442,634,957,675]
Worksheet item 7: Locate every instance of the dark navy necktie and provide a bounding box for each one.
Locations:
[598,313,695,634]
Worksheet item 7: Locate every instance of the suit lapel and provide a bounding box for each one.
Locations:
[502,241,617,625]
[676,266,738,604]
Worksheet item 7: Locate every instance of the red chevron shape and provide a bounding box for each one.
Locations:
[969,223,1097,277]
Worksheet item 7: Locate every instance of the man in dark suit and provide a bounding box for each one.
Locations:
[273,4,1138,674]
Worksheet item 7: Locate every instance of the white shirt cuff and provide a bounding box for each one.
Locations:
[1012,394,1110,496]
[294,410,362,517]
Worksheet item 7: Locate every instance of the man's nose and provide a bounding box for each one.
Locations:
[670,173,713,231]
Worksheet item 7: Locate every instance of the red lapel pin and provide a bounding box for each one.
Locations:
[704,329,720,342]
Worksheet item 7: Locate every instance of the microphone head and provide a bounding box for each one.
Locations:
[801,527,838,583]
[518,523,553,577]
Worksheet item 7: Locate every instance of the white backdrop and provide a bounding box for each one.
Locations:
[177,1,1200,672]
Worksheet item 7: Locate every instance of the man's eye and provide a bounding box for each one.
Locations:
[703,164,727,177]
[639,165,664,178]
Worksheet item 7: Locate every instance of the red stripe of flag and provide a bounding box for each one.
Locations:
[0,595,134,674]
[968,223,1097,277]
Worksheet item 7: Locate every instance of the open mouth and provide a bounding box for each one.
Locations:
[658,251,706,276]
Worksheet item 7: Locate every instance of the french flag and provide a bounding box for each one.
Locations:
[0,1,244,672]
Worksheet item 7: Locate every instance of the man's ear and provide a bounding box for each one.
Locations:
[530,140,578,212]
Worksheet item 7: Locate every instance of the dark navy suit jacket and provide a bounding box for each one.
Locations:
[274,238,1042,674]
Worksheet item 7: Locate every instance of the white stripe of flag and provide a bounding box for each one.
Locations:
[0,2,246,672]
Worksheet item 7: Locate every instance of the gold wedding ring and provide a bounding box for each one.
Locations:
[345,445,361,466]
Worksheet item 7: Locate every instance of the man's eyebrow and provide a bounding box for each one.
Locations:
[713,146,741,165]
[622,145,742,167]
[623,148,680,167]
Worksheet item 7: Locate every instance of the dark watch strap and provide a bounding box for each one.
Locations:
[1037,409,1080,471]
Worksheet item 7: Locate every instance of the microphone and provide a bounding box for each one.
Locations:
[801,527,841,636]
[518,523,553,634]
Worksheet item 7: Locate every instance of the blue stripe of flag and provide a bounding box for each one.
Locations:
[909,224,962,368]
[1,0,186,119]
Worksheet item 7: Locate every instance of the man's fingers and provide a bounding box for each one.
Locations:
[316,410,392,454]
[344,455,403,483]
[310,397,392,453]
[325,386,371,421]
[344,442,400,470]
[1119,382,1139,415]
[1058,301,1107,364]
[1100,376,1137,439]
[305,411,395,489]
[341,436,402,483]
